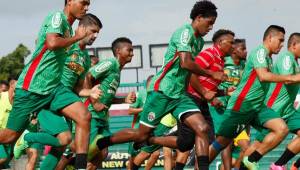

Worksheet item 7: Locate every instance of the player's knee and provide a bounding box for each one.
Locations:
[77,110,91,125]
[194,122,210,135]
[58,132,72,146]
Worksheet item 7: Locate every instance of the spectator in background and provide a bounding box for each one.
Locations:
[90,55,99,66]
[0,81,9,93]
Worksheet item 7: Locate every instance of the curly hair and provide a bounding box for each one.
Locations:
[190,0,217,20]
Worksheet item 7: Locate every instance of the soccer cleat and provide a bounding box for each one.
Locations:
[88,134,103,160]
[270,163,286,170]
[242,156,259,170]
[13,130,29,159]
[290,162,298,170]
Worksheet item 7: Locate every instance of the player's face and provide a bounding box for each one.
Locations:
[83,25,100,45]
[219,34,235,56]
[69,0,90,19]
[119,43,134,64]
[293,42,300,57]
[269,32,285,54]
[234,43,247,59]
[197,16,217,36]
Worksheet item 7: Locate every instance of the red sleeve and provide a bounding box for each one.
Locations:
[195,51,213,69]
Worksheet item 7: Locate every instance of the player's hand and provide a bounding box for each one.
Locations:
[211,98,223,108]
[92,102,108,112]
[125,92,136,104]
[90,84,102,100]
[226,86,236,96]
[203,90,216,102]
[211,72,227,81]
[75,25,88,40]
[285,74,298,84]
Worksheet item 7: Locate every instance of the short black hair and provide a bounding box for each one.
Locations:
[263,25,285,40]
[111,37,132,56]
[212,29,235,43]
[288,33,300,48]
[65,0,67,6]
[234,39,246,45]
[190,0,217,20]
[79,13,103,29]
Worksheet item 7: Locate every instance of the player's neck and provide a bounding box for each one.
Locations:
[231,55,240,65]
[262,42,273,57]
[79,42,86,50]
[288,48,297,58]
[63,8,75,25]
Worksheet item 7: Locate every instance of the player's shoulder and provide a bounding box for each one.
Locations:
[248,44,268,61]
[172,23,194,39]
[45,10,67,25]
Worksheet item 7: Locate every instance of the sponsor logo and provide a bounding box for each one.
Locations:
[52,12,62,28]
[283,56,292,70]
[180,29,190,46]
[256,49,265,64]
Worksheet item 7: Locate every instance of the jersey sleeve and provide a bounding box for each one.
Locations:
[252,48,268,68]
[174,28,193,52]
[89,60,113,79]
[46,12,66,35]
[277,55,294,75]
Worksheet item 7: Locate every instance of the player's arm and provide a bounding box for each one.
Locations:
[74,78,102,99]
[46,25,87,50]
[179,52,227,81]
[128,107,143,115]
[89,97,108,112]
[255,68,292,83]
[190,74,216,101]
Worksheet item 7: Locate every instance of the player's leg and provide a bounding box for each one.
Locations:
[232,130,250,169]
[96,91,171,150]
[25,147,39,170]
[145,150,160,170]
[87,148,107,170]
[163,147,173,170]
[245,107,288,166]
[174,150,189,170]
[271,113,300,168]
[220,144,232,170]
[133,151,150,169]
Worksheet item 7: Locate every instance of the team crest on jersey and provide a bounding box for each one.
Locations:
[283,56,292,70]
[256,49,266,64]
[148,112,156,122]
[52,12,62,28]
[67,62,84,75]
[180,29,190,46]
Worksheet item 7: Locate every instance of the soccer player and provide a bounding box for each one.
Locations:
[0,79,17,169]
[0,0,93,169]
[76,37,134,170]
[15,14,102,170]
[244,33,300,170]
[0,81,8,93]
[95,1,226,170]
[209,25,296,170]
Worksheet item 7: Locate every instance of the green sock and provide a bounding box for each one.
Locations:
[40,149,63,170]
[24,132,62,147]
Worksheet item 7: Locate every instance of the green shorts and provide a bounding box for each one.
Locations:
[256,111,300,142]
[140,91,200,128]
[141,123,171,153]
[6,84,80,132]
[217,106,280,138]
[38,109,71,135]
[208,104,226,133]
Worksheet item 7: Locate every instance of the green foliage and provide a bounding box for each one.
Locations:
[0,44,30,81]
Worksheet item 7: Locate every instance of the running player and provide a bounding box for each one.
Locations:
[245,33,300,170]
[95,1,226,169]
[209,25,295,170]
[0,0,93,169]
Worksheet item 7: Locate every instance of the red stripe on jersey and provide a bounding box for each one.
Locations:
[84,98,91,107]
[232,69,257,111]
[267,83,283,107]
[154,52,178,91]
[22,44,48,90]
[131,114,138,128]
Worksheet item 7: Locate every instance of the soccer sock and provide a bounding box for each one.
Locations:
[248,150,263,163]
[174,162,185,170]
[40,148,63,170]
[74,153,87,169]
[197,156,209,170]
[24,132,62,147]
[275,148,295,166]
[212,140,224,153]
[96,136,112,150]
[295,157,300,168]
[132,163,140,170]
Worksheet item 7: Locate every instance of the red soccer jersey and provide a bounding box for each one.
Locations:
[187,45,225,98]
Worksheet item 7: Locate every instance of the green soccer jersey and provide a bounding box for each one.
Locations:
[61,43,91,89]
[149,23,204,99]
[264,51,300,118]
[86,57,121,121]
[227,45,272,112]
[17,11,73,95]
[130,89,147,124]
[218,56,245,106]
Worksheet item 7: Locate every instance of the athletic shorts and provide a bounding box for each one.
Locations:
[140,91,200,128]
[38,109,71,135]
[256,111,300,142]
[6,84,80,132]
[217,105,280,138]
